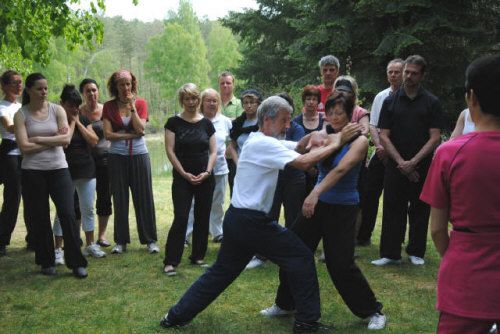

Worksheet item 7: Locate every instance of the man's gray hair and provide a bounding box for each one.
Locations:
[257,96,292,128]
[319,55,340,70]
[387,58,404,71]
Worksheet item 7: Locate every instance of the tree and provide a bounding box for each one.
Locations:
[223,0,500,128]
[206,21,242,89]
[144,0,210,112]
[0,0,138,72]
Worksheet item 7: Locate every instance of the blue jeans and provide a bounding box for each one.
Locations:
[167,205,321,324]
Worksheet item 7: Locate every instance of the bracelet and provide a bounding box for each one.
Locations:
[205,170,212,176]
[130,108,136,113]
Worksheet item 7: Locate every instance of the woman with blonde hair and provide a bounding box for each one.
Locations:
[163,83,216,276]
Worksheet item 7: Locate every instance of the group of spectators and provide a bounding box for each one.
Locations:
[0,52,499,334]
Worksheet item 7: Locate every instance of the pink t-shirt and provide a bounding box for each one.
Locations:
[420,131,500,319]
[421,132,500,232]
[352,105,369,123]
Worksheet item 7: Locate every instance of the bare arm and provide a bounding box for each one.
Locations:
[74,117,98,147]
[227,140,239,165]
[302,136,368,218]
[449,109,466,139]
[191,134,218,185]
[164,129,197,184]
[370,124,386,161]
[0,116,15,133]
[13,111,51,154]
[29,105,71,146]
[358,115,369,136]
[380,128,404,165]
[409,128,441,165]
[288,124,358,171]
[103,118,142,141]
[430,207,450,257]
[130,110,146,135]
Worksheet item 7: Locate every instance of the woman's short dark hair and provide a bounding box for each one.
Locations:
[301,85,321,104]
[107,70,137,98]
[79,78,99,93]
[22,73,46,106]
[60,84,83,106]
[324,91,354,120]
[465,53,500,117]
[276,92,295,113]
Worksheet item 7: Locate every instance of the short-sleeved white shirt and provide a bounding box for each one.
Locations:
[0,100,21,155]
[211,113,232,175]
[231,132,299,213]
[369,87,392,128]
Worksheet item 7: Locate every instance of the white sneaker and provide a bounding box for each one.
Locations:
[54,248,65,265]
[83,243,106,258]
[111,244,126,254]
[260,304,295,317]
[367,313,386,330]
[371,257,401,266]
[408,255,425,265]
[489,324,497,334]
[245,256,265,269]
[147,242,160,254]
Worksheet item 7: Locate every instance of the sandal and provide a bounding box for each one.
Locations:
[190,260,209,268]
[163,266,177,276]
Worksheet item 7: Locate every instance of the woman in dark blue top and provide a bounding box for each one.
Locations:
[263,92,387,330]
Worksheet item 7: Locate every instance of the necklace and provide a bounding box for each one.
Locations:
[118,99,129,106]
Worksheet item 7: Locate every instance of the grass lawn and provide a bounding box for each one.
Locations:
[0,174,440,333]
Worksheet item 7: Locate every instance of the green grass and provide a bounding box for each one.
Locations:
[0,175,440,333]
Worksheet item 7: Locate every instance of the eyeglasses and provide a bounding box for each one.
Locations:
[242,101,257,106]
[7,81,23,85]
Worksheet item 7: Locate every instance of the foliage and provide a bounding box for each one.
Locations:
[144,0,211,111]
[0,0,106,72]
[222,0,500,130]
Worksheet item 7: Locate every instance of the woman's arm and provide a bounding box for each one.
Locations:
[130,107,146,135]
[13,111,51,154]
[74,116,98,147]
[29,105,72,147]
[358,115,370,136]
[430,207,450,257]
[192,134,218,185]
[164,129,197,183]
[103,118,141,141]
[227,140,239,165]
[302,135,368,218]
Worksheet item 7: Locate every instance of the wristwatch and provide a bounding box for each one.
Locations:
[205,170,212,176]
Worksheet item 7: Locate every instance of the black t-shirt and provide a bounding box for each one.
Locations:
[293,113,324,135]
[164,115,215,175]
[65,114,96,179]
[378,86,443,162]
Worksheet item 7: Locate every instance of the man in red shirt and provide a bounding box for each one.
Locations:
[317,55,340,113]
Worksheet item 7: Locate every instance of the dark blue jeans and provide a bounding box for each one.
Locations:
[168,205,321,324]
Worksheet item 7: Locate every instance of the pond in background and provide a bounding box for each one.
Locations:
[146,134,171,176]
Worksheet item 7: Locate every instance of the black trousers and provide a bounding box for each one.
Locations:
[95,163,112,217]
[168,206,320,324]
[21,168,87,269]
[379,160,431,260]
[0,155,32,247]
[275,201,382,318]
[163,173,215,266]
[357,154,385,243]
[108,154,157,245]
[269,171,305,228]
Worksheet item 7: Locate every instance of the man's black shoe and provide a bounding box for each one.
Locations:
[73,267,88,279]
[160,314,188,329]
[293,320,335,333]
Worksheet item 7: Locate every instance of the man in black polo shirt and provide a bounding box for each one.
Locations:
[372,55,443,266]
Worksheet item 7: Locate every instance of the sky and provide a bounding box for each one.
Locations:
[75,0,259,22]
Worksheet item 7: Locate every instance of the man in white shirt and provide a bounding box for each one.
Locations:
[160,96,359,333]
[357,59,404,246]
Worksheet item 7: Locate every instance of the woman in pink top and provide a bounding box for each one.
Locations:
[421,54,500,334]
